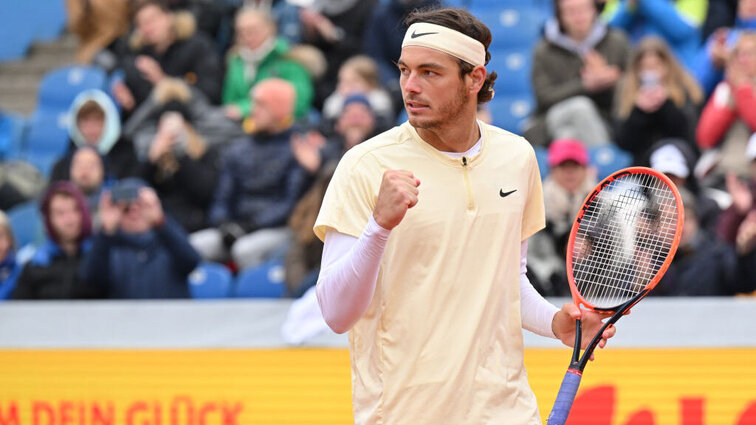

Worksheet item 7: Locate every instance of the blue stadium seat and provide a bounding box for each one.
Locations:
[188,262,233,299]
[534,145,549,180]
[37,66,107,112]
[0,112,27,160]
[471,5,546,50]
[7,201,44,249]
[589,145,633,181]
[234,259,287,298]
[25,109,70,157]
[488,94,534,134]
[0,1,34,62]
[487,48,532,96]
[33,0,66,41]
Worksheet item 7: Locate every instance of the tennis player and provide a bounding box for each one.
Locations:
[314,8,616,424]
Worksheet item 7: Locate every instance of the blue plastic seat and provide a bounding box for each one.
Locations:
[32,0,66,41]
[487,48,533,96]
[488,94,534,134]
[589,145,633,181]
[234,259,287,298]
[24,109,70,160]
[37,66,107,112]
[7,201,44,249]
[188,262,233,299]
[471,5,546,50]
[0,1,34,62]
[0,112,27,160]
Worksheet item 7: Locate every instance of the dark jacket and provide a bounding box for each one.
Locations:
[655,231,743,296]
[119,12,223,107]
[13,240,104,299]
[139,147,220,233]
[209,129,308,230]
[0,252,21,300]
[81,217,200,299]
[614,98,700,165]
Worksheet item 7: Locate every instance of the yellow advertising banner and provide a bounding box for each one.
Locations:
[0,348,753,425]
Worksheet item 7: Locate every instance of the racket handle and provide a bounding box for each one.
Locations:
[546,369,583,425]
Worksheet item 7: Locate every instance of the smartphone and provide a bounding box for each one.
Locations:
[110,184,140,204]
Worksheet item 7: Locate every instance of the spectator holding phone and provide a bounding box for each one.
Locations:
[81,178,200,299]
[13,182,104,300]
[614,37,704,165]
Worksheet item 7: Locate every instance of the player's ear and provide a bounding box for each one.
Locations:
[467,65,487,95]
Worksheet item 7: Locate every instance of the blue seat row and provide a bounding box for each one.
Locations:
[189,260,289,299]
[0,0,66,62]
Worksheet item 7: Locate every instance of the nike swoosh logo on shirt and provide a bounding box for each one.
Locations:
[500,189,517,198]
[411,30,438,39]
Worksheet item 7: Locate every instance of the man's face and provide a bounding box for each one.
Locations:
[0,229,10,261]
[49,194,82,244]
[119,200,151,235]
[78,113,104,145]
[734,37,756,77]
[70,149,105,195]
[236,11,274,51]
[559,0,596,40]
[398,46,470,131]
[739,0,756,20]
[551,160,588,193]
[136,5,172,46]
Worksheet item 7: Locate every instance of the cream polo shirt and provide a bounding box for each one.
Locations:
[314,121,545,425]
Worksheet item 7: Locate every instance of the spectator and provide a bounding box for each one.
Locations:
[0,211,21,300]
[124,78,244,158]
[51,90,138,182]
[696,33,756,185]
[191,78,307,271]
[735,209,756,286]
[321,56,394,133]
[527,138,597,296]
[111,1,223,114]
[285,94,380,296]
[362,0,442,113]
[222,7,314,121]
[648,139,722,232]
[654,187,745,295]
[81,178,200,299]
[614,37,704,164]
[694,0,756,96]
[602,0,707,71]
[69,146,107,213]
[66,0,132,63]
[716,133,756,244]
[138,103,220,233]
[530,0,630,146]
[13,182,104,300]
[299,0,378,108]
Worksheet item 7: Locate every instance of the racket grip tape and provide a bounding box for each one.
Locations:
[546,369,583,425]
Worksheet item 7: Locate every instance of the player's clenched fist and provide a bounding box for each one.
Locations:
[373,170,421,230]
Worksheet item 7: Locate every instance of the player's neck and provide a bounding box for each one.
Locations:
[416,113,480,153]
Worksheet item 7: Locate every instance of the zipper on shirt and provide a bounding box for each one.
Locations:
[461,156,475,211]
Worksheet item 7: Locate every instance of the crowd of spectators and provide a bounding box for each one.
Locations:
[0,0,755,301]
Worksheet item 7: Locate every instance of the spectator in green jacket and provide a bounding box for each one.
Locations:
[222,7,314,121]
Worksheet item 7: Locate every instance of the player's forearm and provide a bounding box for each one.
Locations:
[519,240,560,338]
[316,217,390,334]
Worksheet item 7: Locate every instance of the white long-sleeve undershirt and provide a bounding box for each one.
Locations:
[316,216,559,337]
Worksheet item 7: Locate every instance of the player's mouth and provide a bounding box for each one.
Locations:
[405,100,429,113]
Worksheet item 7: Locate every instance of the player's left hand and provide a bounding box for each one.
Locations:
[552,303,616,361]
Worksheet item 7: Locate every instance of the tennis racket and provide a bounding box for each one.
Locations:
[546,167,684,425]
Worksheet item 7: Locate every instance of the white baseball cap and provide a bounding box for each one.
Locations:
[650,144,689,178]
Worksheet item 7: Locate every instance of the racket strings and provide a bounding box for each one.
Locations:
[571,173,679,308]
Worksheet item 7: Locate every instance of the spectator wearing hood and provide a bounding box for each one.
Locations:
[602,0,707,71]
[137,100,220,233]
[81,178,200,299]
[0,212,21,300]
[191,78,307,271]
[693,0,756,96]
[13,182,103,300]
[111,1,223,114]
[529,0,630,146]
[51,89,138,183]
[222,7,315,121]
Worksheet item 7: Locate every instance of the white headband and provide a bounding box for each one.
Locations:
[401,22,486,67]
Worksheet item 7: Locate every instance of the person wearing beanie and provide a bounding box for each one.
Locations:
[13,182,104,300]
